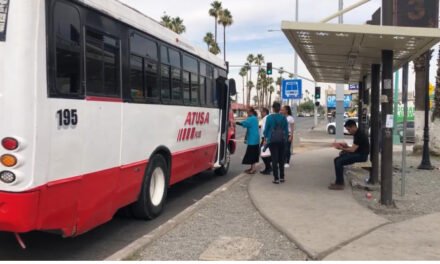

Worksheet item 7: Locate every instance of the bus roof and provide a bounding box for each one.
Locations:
[78,0,226,69]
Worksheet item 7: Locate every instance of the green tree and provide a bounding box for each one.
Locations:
[160,14,186,34]
[171,17,186,34]
[269,85,275,106]
[209,41,221,55]
[254,54,265,106]
[245,55,255,105]
[247,80,254,106]
[203,32,214,50]
[209,1,223,43]
[218,8,233,61]
[239,67,248,106]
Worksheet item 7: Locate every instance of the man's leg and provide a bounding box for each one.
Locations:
[269,144,279,181]
[279,143,286,180]
[334,153,364,185]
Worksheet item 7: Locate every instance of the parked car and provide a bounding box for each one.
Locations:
[327,117,358,135]
[396,121,415,143]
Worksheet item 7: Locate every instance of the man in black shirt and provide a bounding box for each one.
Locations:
[329,119,370,190]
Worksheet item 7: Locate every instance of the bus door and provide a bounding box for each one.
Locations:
[217,77,236,166]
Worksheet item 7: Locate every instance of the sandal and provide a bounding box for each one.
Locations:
[244,168,252,173]
[247,169,256,174]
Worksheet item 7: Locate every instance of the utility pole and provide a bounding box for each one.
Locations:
[293,0,299,109]
[380,0,394,206]
[335,0,344,140]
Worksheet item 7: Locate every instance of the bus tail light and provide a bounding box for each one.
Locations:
[0,171,16,184]
[2,137,19,150]
[1,154,17,167]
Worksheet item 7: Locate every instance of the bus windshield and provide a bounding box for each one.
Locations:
[0,0,10,41]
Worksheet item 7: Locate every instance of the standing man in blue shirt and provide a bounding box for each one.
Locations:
[263,102,289,184]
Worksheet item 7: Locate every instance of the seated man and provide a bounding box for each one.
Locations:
[329,119,370,190]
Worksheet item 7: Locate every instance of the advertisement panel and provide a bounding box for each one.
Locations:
[394,0,439,27]
[327,95,352,109]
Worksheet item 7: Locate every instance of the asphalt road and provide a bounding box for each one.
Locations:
[0,117,316,260]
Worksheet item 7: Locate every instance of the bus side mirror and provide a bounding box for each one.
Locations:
[228,79,237,96]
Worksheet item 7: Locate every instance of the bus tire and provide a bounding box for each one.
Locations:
[131,154,169,220]
[215,147,230,176]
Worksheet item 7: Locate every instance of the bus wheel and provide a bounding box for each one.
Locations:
[215,148,230,176]
[131,154,168,220]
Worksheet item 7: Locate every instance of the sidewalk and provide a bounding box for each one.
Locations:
[124,146,440,261]
[249,148,388,259]
[249,147,440,260]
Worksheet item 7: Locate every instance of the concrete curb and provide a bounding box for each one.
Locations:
[106,173,248,261]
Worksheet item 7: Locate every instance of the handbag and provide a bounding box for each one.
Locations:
[260,145,271,158]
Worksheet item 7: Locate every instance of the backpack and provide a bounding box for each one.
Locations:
[270,116,286,143]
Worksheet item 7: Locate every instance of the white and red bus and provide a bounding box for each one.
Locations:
[0,0,236,238]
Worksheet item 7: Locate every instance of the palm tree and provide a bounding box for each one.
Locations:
[208,1,223,43]
[269,85,275,106]
[218,9,233,61]
[209,41,221,55]
[254,54,265,96]
[239,67,248,106]
[203,32,214,50]
[160,13,172,29]
[246,54,255,88]
[171,17,186,34]
[247,81,254,107]
[160,14,186,34]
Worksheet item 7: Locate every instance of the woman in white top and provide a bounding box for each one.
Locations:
[259,107,272,174]
[281,105,295,168]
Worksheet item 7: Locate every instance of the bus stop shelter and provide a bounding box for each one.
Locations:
[281,21,440,204]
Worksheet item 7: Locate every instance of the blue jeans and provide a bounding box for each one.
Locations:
[334,152,368,185]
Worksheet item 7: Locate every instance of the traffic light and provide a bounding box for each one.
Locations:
[315,86,321,100]
[266,62,272,75]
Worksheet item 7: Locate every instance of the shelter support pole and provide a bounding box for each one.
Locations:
[381,50,394,206]
[369,64,380,185]
[358,81,364,133]
[401,62,409,196]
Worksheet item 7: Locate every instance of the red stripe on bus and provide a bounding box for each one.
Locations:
[85,96,123,102]
[0,143,217,236]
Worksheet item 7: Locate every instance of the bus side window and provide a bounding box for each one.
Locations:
[199,62,207,106]
[85,29,120,97]
[52,1,82,97]
[129,33,160,101]
[169,48,182,103]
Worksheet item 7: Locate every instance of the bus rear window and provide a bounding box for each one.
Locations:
[0,0,10,41]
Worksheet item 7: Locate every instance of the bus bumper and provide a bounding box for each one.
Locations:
[0,190,40,233]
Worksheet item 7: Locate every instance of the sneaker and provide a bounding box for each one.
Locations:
[284,164,290,168]
[328,183,345,190]
[272,180,280,184]
[280,179,285,183]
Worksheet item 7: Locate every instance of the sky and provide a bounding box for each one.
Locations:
[119,0,439,104]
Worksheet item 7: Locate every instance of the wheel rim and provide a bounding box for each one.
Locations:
[149,167,165,206]
[224,149,230,170]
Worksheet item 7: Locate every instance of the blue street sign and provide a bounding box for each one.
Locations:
[282,79,302,100]
[349,83,359,90]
